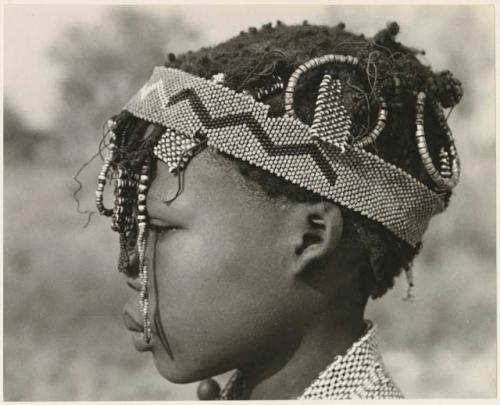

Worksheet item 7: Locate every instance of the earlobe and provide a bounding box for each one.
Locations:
[293,203,343,276]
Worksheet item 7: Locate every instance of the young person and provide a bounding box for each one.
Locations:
[95,21,462,399]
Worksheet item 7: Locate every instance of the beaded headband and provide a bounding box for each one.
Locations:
[120,65,453,247]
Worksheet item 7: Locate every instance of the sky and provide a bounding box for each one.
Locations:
[4,4,494,132]
[4,4,326,129]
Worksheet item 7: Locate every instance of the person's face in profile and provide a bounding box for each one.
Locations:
[122,149,311,383]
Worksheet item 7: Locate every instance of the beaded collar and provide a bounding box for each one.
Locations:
[218,321,403,400]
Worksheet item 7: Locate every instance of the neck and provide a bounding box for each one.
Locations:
[239,310,366,400]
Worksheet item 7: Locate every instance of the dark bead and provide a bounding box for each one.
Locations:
[197,378,221,400]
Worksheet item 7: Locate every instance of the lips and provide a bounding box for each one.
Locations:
[123,311,144,332]
[123,311,154,352]
[132,330,153,352]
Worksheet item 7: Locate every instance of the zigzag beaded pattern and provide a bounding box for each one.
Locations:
[166,87,337,188]
[218,321,403,400]
[124,67,445,246]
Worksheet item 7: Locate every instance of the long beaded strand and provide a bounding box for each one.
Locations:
[96,129,116,217]
[137,157,152,343]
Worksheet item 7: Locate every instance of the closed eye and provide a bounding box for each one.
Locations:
[149,223,177,238]
[126,279,141,291]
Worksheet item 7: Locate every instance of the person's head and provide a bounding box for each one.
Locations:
[97,21,462,383]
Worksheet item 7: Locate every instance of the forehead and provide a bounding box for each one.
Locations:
[146,149,267,221]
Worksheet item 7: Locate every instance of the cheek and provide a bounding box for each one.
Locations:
[149,217,294,380]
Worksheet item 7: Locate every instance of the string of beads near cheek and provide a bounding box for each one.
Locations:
[95,130,116,217]
[136,156,153,343]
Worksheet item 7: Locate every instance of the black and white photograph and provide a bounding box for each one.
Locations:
[3,2,496,401]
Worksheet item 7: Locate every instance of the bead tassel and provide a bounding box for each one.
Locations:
[310,74,351,152]
[95,137,116,217]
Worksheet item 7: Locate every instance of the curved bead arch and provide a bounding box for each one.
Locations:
[284,54,388,149]
[95,120,118,217]
[415,92,460,191]
[353,95,388,148]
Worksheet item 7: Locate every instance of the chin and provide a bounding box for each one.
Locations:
[151,350,221,384]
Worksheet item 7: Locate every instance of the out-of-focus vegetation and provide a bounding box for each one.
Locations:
[4,102,53,164]
[4,6,495,400]
[49,9,198,163]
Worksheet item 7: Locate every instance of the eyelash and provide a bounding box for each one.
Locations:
[149,224,177,237]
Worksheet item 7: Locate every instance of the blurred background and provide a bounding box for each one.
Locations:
[3,4,496,400]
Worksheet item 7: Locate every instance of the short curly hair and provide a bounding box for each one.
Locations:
[111,20,462,300]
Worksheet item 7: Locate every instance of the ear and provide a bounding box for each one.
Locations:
[290,201,343,277]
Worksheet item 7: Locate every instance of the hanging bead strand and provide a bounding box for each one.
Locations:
[137,157,152,343]
[284,54,358,120]
[96,126,117,217]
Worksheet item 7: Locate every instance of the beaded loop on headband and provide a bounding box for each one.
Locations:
[284,54,358,120]
[415,92,460,191]
[285,54,389,151]
[353,95,388,148]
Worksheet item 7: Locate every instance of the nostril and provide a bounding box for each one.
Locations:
[126,279,142,291]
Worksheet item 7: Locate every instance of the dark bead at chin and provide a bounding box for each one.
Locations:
[197,378,221,400]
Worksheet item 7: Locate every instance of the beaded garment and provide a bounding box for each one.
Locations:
[218,321,403,400]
